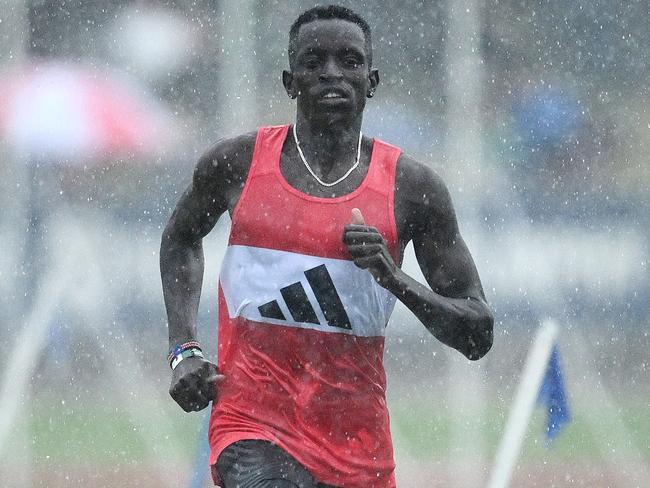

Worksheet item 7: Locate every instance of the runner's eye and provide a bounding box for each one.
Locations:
[302,57,320,69]
[344,57,361,68]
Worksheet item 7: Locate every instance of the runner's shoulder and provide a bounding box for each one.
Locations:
[195,131,258,186]
[395,152,453,216]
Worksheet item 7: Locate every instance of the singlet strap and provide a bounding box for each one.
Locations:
[230,125,289,223]
[363,139,402,197]
[248,125,290,178]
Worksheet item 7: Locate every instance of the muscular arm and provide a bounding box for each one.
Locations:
[162,149,227,346]
[160,133,253,410]
[344,156,493,360]
[394,158,493,359]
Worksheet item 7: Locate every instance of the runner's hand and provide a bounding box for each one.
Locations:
[343,208,398,286]
[169,356,224,412]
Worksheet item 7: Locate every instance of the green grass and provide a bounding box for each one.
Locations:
[389,397,650,461]
[25,400,203,462]
[14,395,650,464]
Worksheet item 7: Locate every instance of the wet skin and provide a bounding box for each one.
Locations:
[284,19,377,131]
[161,18,493,413]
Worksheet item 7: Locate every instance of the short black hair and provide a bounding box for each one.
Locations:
[288,5,373,69]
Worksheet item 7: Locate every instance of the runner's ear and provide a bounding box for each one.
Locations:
[367,68,379,98]
[282,70,296,99]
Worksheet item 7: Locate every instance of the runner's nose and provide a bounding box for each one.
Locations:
[319,58,343,81]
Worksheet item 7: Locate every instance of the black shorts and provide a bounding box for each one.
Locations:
[214,439,338,488]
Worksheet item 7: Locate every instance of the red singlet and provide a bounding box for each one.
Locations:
[209,125,402,487]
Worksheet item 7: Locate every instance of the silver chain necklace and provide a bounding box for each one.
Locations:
[292,124,362,187]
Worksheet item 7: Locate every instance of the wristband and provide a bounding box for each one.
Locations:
[167,341,203,369]
[167,341,202,365]
[170,347,204,370]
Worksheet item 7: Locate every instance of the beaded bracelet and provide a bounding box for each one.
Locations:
[170,348,204,370]
[168,341,203,369]
[167,341,202,364]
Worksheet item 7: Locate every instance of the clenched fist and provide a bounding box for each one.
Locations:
[169,357,224,412]
[343,208,398,286]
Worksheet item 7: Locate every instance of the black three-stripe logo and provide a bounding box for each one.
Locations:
[257,264,352,329]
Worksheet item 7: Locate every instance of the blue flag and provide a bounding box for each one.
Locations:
[537,345,571,441]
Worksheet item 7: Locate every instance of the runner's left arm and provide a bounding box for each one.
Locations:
[343,157,493,360]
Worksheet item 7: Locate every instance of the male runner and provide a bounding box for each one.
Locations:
[161,5,493,488]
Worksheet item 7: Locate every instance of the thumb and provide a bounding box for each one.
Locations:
[203,372,225,402]
[351,208,365,225]
[207,372,226,385]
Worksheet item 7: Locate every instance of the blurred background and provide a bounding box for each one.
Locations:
[0,0,647,487]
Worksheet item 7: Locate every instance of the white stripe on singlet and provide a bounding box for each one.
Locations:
[219,245,396,337]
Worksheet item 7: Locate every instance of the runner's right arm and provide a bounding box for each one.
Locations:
[160,134,253,412]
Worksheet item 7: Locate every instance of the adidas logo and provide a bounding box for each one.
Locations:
[258,264,352,330]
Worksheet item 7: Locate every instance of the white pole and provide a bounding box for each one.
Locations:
[216,0,257,136]
[445,0,485,200]
[445,0,487,485]
[487,319,559,488]
[0,0,30,327]
[1,7,37,485]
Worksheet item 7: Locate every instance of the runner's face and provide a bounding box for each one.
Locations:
[289,19,376,126]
